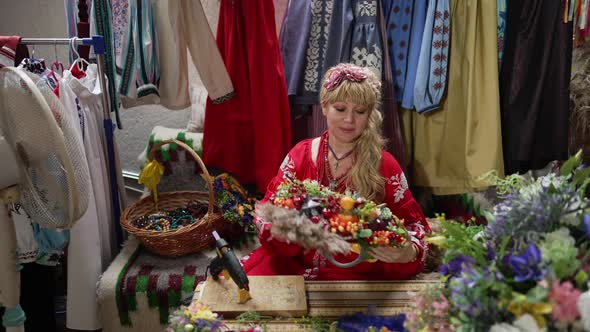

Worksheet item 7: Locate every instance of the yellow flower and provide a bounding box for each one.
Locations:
[191,307,218,322]
[138,160,164,210]
[426,235,447,248]
[238,205,245,216]
[507,295,552,328]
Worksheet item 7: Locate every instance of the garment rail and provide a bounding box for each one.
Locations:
[19,35,125,246]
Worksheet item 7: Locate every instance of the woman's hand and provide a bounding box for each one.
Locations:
[368,242,417,263]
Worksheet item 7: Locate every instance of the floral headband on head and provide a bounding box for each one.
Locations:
[322,64,369,91]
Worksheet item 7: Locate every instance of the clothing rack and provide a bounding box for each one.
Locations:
[18,35,125,245]
[19,36,110,120]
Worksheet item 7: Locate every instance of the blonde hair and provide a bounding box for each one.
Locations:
[319,64,386,201]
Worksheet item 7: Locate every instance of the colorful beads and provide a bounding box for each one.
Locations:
[131,201,208,232]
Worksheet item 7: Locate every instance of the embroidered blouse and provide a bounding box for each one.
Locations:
[242,133,430,280]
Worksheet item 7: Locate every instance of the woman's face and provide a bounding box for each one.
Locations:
[323,100,370,144]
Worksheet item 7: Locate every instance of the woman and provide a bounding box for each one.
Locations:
[242,63,430,280]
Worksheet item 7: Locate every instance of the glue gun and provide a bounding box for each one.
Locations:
[208,231,251,303]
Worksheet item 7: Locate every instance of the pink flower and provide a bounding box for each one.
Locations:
[548,280,581,323]
[432,296,449,317]
[406,311,417,322]
[413,294,427,311]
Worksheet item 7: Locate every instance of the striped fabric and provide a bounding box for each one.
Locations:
[118,0,160,102]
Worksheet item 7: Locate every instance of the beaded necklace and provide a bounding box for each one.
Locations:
[327,140,354,173]
[321,133,354,191]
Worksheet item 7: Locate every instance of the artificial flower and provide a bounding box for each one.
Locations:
[509,243,546,282]
[583,214,590,239]
[490,314,543,332]
[431,295,449,318]
[548,280,581,323]
[578,290,590,331]
[507,294,552,328]
[450,267,502,326]
[540,228,580,279]
[438,254,475,277]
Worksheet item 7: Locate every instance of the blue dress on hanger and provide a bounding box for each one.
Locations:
[385,0,414,101]
[401,0,427,109]
[351,0,383,79]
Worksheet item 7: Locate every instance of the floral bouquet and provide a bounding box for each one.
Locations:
[407,152,590,332]
[258,179,409,266]
[167,302,225,332]
[212,173,257,232]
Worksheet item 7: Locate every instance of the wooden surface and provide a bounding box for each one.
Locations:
[199,276,307,318]
[304,280,436,318]
[195,276,441,332]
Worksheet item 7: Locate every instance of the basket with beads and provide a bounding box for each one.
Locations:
[120,139,233,257]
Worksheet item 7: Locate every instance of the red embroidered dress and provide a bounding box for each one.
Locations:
[242,133,430,280]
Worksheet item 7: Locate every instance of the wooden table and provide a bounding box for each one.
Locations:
[194,275,440,332]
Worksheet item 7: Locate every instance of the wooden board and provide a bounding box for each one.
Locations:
[195,277,441,331]
[198,276,307,318]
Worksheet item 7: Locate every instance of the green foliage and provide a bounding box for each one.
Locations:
[295,316,338,332]
[439,220,487,266]
[478,170,529,196]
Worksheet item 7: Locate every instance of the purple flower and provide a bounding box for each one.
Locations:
[213,178,224,192]
[439,254,476,277]
[583,214,590,239]
[509,243,546,282]
[487,245,496,260]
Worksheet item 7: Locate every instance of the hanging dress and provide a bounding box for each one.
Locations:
[499,0,573,174]
[60,65,115,330]
[400,0,428,109]
[405,0,504,195]
[384,0,414,101]
[350,0,383,79]
[280,0,313,102]
[203,0,292,193]
[413,0,450,114]
[378,0,408,169]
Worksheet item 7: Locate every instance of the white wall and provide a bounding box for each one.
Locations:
[0,0,71,64]
[0,0,220,175]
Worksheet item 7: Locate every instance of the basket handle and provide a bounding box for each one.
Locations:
[148,139,214,215]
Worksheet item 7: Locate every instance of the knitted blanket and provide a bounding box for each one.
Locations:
[115,243,212,326]
[106,236,259,328]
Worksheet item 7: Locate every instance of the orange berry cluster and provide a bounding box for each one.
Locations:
[369,230,406,246]
[329,214,360,236]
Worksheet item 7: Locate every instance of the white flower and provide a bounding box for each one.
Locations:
[543,227,575,246]
[490,323,520,332]
[579,290,590,331]
[513,314,544,332]
[489,314,544,332]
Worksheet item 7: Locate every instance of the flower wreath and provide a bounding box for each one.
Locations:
[262,179,409,259]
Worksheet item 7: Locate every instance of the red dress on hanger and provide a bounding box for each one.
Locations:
[202,0,292,193]
[242,133,430,280]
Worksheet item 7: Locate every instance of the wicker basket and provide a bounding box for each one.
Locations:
[120,139,228,257]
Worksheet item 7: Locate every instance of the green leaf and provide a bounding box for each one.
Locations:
[579,178,590,198]
[573,167,590,187]
[483,210,495,224]
[498,236,511,260]
[575,270,588,288]
[526,286,548,302]
[358,229,372,238]
[560,150,583,176]
[450,317,462,326]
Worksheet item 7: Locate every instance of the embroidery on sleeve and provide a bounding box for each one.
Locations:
[280,155,296,180]
[387,173,409,203]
